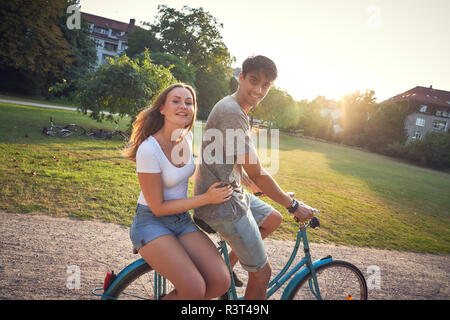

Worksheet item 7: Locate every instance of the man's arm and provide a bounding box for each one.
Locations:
[239,152,315,222]
[239,153,293,207]
[242,170,264,195]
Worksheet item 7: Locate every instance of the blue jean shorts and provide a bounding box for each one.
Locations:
[205,193,274,273]
[130,204,200,251]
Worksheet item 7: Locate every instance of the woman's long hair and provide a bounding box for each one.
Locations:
[122,83,197,162]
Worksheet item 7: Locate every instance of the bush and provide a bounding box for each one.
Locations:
[75,49,176,126]
[404,132,450,169]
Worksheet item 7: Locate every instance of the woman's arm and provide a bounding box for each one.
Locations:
[138,172,232,216]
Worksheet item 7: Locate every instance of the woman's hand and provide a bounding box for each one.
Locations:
[205,182,233,204]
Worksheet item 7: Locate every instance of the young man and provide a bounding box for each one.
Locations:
[194,55,316,300]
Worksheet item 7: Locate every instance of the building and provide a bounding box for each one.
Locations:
[81,12,135,66]
[382,86,450,142]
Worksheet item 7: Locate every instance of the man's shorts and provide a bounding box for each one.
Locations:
[206,193,274,273]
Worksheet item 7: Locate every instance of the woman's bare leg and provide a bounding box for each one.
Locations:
[179,231,231,299]
[138,234,206,300]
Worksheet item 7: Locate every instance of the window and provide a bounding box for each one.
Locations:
[413,131,422,140]
[419,105,427,112]
[432,120,446,132]
[416,117,425,127]
[104,42,118,52]
[111,29,122,36]
[93,26,108,34]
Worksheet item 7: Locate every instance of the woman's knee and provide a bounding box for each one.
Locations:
[208,270,231,298]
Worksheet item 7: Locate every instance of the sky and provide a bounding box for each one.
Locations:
[79,0,450,103]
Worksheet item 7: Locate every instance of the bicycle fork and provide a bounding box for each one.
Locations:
[300,228,323,300]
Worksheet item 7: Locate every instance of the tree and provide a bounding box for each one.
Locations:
[341,90,377,138]
[365,102,411,152]
[250,87,299,130]
[140,5,234,115]
[50,4,98,98]
[0,0,75,96]
[125,26,162,58]
[297,96,335,139]
[75,49,176,126]
[148,52,196,87]
[0,0,97,97]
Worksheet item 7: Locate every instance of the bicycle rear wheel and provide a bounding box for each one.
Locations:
[287,260,368,300]
[110,131,128,141]
[45,129,72,137]
[103,261,174,300]
[65,124,86,136]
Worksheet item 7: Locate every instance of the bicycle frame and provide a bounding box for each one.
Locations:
[220,224,333,300]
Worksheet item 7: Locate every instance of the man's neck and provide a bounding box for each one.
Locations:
[232,92,253,115]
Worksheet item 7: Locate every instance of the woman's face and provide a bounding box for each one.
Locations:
[159,87,195,129]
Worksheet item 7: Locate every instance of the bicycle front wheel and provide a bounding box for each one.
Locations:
[103,261,174,300]
[65,124,86,136]
[288,260,368,300]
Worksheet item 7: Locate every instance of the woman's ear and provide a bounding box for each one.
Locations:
[159,104,166,116]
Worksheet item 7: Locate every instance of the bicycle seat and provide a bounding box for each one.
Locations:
[193,217,217,234]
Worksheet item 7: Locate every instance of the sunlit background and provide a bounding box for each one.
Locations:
[80,0,450,102]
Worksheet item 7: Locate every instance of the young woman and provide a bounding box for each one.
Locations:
[123,83,231,300]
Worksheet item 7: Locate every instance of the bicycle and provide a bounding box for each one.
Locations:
[42,117,86,137]
[86,122,129,141]
[92,193,368,300]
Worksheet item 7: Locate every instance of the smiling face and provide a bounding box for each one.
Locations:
[237,70,273,110]
[159,87,195,129]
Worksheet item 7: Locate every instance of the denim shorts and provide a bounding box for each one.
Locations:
[205,193,274,273]
[130,204,200,251]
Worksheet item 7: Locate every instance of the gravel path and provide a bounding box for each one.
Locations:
[0,211,448,300]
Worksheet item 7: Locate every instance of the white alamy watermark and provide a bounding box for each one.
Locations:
[367,265,381,290]
[66,265,81,290]
[170,127,280,175]
[366,4,382,30]
[66,5,81,30]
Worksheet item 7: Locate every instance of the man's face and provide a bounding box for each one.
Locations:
[238,71,273,107]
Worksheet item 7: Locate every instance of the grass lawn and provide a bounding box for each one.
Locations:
[1,102,449,254]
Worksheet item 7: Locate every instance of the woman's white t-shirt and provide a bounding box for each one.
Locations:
[136,131,195,206]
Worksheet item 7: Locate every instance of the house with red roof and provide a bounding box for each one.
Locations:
[81,12,135,66]
[382,86,450,142]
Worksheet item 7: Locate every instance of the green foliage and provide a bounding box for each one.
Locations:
[0,0,97,97]
[251,87,299,129]
[148,52,196,87]
[297,96,337,140]
[364,102,410,152]
[75,49,176,125]
[125,26,162,58]
[128,5,234,115]
[0,0,72,79]
[402,132,450,169]
[340,90,377,138]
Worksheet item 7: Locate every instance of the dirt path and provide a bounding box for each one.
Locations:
[0,211,448,300]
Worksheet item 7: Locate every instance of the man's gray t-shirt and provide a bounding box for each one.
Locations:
[194,94,255,222]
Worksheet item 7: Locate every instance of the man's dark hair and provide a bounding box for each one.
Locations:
[242,55,277,82]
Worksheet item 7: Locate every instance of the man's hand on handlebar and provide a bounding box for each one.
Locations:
[292,201,319,223]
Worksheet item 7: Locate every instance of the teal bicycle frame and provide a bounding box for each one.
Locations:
[220,223,333,300]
